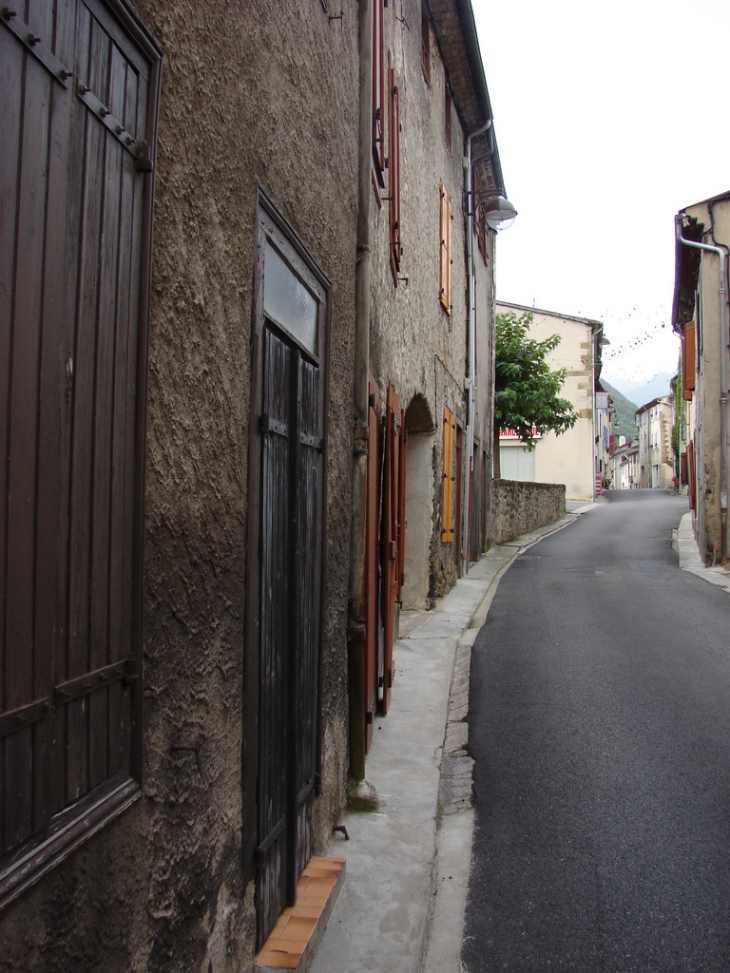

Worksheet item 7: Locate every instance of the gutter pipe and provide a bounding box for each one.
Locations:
[347,0,372,781]
[676,214,729,561]
[463,118,492,574]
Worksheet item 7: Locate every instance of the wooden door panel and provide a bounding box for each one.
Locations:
[364,378,380,750]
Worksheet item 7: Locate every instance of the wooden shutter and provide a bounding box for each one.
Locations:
[445,85,452,151]
[683,320,696,400]
[381,385,402,716]
[441,409,455,543]
[389,57,402,282]
[0,0,159,908]
[372,0,385,190]
[420,0,430,85]
[439,185,451,313]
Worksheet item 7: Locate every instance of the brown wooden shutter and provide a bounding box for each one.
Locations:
[0,0,159,907]
[445,85,452,151]
[683,320,696,400]
[389,57,402,282]
[421,0,430,85]
[372,0,385,190]
[441,409,455,542]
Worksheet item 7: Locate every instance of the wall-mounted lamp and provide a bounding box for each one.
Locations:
[484,195,517,231]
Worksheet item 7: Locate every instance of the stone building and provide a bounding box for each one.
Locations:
[495,302,604,502]
[673,192,730,562]
[0,0,506,969]
[635,396,674,490]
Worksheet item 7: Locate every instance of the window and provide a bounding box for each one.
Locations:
[372,0,385,195]
[421,0,431,85]
[441,409,455,542]
[473,168,487,262]
[389,55,402,283]
[0,0,160,910]
[445,84,452,151]
[439,185,451,313]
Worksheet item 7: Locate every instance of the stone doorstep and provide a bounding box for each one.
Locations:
[254,857,346,973]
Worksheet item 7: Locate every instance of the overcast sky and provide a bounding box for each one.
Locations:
[473,0,730,384]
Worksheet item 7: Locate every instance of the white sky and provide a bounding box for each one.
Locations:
[473,0,730,383]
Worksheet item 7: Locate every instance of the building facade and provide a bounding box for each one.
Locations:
[495,303,604,502]
[673,191,730,562]
[0,1,506,969]
[635,396,674,489]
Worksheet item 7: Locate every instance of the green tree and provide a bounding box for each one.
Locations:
[494,310,578,476]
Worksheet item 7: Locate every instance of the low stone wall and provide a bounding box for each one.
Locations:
[490,479,566,545]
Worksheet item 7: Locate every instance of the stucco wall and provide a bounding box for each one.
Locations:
[371,7,469,604]
[0,3,358,971]
[490,479,566,544]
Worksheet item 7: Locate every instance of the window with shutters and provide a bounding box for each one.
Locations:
[421,0,430,86]
[372,0,385,197]
[441,409,455,543]
[0,0,160,910]
[439,185,451,313]
[389,55,402,284]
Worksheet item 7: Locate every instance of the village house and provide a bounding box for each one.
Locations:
[673,191,730,563]
[0,1,508,970]
[635,396,674,490]
[495,302,605,502]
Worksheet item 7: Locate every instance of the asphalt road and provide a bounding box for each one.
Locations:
[462,491,730,973]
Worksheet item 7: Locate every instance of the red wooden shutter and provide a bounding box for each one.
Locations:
[389,57,402,282]
[372,0,385,190]
[441,409,455,542]
[683,320,696,400]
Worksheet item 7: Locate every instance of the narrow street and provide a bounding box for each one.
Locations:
[463,492,730,973]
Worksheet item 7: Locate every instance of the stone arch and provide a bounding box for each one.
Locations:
[402,394,436,609]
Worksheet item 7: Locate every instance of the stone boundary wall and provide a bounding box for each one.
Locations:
[490,479,566,545]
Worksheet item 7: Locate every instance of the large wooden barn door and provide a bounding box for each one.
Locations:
[0,0,159,904]
[250,201,328,949]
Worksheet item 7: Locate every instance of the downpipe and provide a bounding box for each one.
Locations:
[675,215,729,561]
[463,119,492,574]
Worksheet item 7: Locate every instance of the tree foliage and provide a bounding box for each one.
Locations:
[494,310,578,449]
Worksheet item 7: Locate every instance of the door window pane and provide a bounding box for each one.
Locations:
[264,243,318,354]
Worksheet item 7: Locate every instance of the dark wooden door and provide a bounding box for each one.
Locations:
[380,384,404,716]
[250,205,328,949]
[0,0,159,902]
[364,377,381,752]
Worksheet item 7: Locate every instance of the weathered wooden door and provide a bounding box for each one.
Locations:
[454,424,463,573]
[364,377,381,752]
[249,199,328,948]
[380,385,405,715]
[0,0,159,905]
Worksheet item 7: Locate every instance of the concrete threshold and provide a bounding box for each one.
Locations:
[308,505,597,973]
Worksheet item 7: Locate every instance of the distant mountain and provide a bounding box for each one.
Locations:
[602,381,638,443]
[607,372,673,409]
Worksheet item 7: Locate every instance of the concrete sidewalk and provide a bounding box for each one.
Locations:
[309,503,598,973]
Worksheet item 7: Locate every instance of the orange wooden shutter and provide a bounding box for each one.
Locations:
[439,185,451,313]
[372,0,385,189]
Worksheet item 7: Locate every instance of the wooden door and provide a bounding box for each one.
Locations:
[380,384,405,716]
[364,378,380,752]
[249,202,328,949]
[454,424,463,574]
[0,0,159,904]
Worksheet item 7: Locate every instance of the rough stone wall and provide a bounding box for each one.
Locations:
[472,226,496,557]
[490,479,566,545]
[371,3,469,606]
[0,3,358,971]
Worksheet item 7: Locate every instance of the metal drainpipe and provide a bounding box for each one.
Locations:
[676,214,729,561]
[463,119,492,574]
[347,0,372,781]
